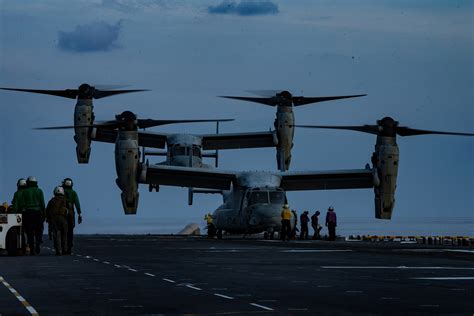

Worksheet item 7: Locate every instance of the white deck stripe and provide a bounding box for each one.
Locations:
[163,278,176,283]
[145,273,155,277]
[214,293,234,300]
[0,276,39,315]
[26,306,39,315]
[103,261,110,264]
[185,285,202,291]
[128,268,137,272]
[282,249,352,253]
[250,303,274,311]
[114,264,121,268]
[321,266,474,270]
[413,277,474,280]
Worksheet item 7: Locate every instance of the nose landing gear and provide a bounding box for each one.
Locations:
[263,229,275,240]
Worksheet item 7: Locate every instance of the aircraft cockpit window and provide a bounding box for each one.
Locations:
[269,191,286,204]
[192,146,202,158]
[171,146,186,156]
[248,191,269,205]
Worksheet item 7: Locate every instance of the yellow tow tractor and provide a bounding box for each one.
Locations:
[0,202,23,256]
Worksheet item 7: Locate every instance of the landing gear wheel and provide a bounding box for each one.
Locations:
[264,232,268,239]
[217,229,223,240]
[270,231,275,240]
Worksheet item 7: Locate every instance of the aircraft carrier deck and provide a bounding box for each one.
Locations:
[0,235,473,315]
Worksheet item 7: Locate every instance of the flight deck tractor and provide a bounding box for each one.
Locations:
[0,213,23,256]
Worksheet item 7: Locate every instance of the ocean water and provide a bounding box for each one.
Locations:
[76,216,473,237]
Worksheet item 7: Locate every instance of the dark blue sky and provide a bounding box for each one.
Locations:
[0,0,472,234]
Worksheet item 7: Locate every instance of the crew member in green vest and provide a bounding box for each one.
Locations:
[18,176,45,255]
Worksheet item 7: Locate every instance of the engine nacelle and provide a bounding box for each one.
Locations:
[115,131,140,214]
[74,102,94,164]
[275,107,295,171]
[373,136,399,219]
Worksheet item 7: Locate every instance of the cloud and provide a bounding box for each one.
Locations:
[208,1,279,16]
[58,21,123,53]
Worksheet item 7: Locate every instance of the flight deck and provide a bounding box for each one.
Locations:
[0,235,473,315]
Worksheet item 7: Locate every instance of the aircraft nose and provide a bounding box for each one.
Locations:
[248,205,281,228]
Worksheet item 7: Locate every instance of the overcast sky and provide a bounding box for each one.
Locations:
[0,0,472,234]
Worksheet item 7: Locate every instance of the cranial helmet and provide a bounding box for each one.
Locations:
[17,178,27,188]
[328,206,334,211]
[27,176,37,184]
[63,178,73,188]
[54,186,65,196]
[284,204,289,208]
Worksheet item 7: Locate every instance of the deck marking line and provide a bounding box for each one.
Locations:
[282,249,352,253]
[145,273,155,277]
[413,277,474,280]
[321,266,474,270]
[93,259,99,262]
[85,256,91,259]
[214,293,234,300]
[420,305,439,307]
[0,276,39,316]
[163,278,176,283]
[103,261,110,264]
[186,285,202,291]
[128,268,137,272]
[250,303,273,311]
[114,264,121,268]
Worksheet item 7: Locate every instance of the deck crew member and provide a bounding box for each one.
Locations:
[11,178,27,213]
[18,176,45,255]
[280,204,292,241]
[46,186,69,255]
[325,206,337,241]
[62,178,82,254]
[311,210,321,240]
[300,211,310,240]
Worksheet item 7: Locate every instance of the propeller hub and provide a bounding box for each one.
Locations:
[78,83,94,99]
[276,90,293,106]
[116,111,137,121]
[377,116,399,137]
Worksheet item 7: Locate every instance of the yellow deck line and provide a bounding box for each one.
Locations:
[0,276,39,316]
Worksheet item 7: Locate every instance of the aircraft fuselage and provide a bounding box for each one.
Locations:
[213,185,295,235]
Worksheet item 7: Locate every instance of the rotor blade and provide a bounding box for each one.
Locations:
[93,84,130,90]
[34,120,120,130]
[34,125,90,130]
[245,90,281,97]
[296,124,380,135]
[137,118,234,129]
[219,96,276,106]
[0,87,78,99]
[292,94,367,106]
[93,89,149,99]
[396,127,474,137]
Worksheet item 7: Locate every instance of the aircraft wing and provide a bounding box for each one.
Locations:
[141,165,237,190]
[91,129,167,148]
[280,169,374,191]
[200,131,276,150]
